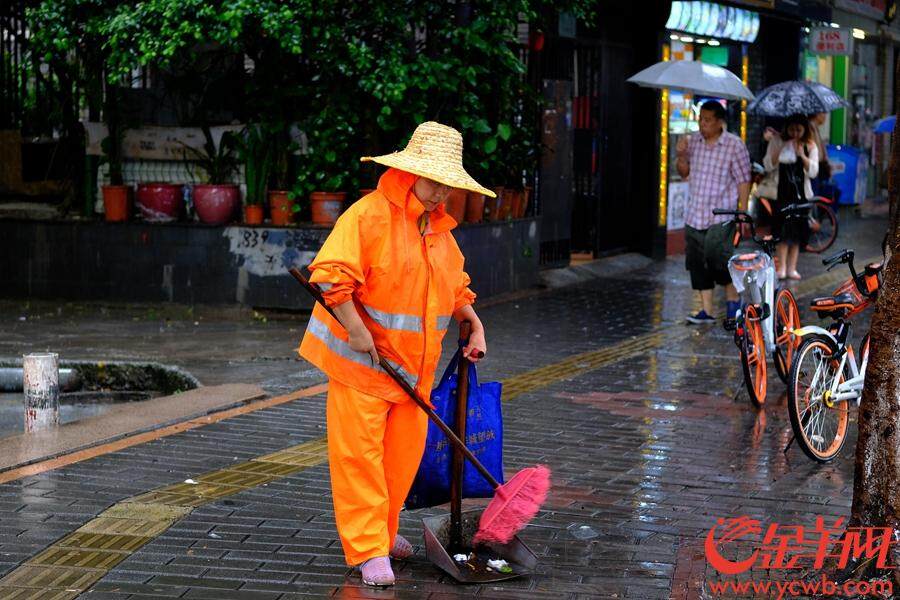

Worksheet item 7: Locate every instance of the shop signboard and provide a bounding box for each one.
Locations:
[666,2,760,42]
[809,27,853,55]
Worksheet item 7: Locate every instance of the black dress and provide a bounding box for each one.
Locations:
[774,148,811,246]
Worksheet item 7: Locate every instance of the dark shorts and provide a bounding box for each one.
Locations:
[685,223,735,291]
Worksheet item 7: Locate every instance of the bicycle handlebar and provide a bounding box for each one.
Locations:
[712,208,750,218]
[711,208,775,251]
[822,248,872,297]
[823,248,852,268]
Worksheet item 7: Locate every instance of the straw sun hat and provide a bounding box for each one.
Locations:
[361,121,496,198]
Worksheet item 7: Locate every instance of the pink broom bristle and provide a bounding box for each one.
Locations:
[473,464,551,545]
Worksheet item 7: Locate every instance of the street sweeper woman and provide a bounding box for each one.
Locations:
[298,121,492,586]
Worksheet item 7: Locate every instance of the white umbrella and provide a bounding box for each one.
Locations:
[627,60,755,101]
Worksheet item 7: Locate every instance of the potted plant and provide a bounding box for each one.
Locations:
[183,125,241,225]
[504,123,538,219]
[268,129,296,226]
[293,109,355,225]
[100,84,130,222]
[234,124,272,225]
[309,171,348,225]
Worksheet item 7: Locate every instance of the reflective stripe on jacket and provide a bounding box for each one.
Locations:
[298,168,476,403]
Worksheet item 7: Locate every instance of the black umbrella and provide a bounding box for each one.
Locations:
[747,81,850,117]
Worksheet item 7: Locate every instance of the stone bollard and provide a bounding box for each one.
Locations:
[23,353,60,433]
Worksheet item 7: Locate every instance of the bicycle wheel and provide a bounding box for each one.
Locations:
[805,200,838,254]
[773,289,801,384]
[788,335,849,462]
[740,305,767,407]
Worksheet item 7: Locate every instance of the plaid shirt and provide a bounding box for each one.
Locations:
[683,131,751,230]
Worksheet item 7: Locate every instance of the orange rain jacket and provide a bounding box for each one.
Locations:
[299,168,476,403]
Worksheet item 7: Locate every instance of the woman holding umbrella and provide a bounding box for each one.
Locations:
[762,114,819,279]
[749,80,849,277]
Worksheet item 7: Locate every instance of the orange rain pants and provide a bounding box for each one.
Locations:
[326,378,428,565]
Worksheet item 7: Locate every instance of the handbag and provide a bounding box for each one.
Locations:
[405,345,504,509]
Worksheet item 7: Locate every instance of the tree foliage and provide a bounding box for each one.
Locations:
[28,0,598,197]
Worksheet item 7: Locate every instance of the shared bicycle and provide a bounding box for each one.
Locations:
[787,248,884,462]
[713,208,802,407]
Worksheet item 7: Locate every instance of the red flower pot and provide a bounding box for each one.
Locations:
[193,184,240,225]
[311,192,346,225]
[268,190,294,226]
[136,183,183,222]
[102,185,131,222]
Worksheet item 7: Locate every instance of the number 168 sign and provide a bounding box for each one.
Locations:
[809,28,853,56]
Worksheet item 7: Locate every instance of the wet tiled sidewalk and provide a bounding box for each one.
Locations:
[0,211,889,599]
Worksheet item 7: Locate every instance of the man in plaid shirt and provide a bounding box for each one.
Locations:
[676,101,751,324]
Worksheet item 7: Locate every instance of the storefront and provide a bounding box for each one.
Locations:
[660,1,761,254]
[816,0,899,202]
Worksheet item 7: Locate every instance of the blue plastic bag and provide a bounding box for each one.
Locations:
[405,346,504,509]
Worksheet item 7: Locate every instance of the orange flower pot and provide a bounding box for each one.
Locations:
[486,187,504,221]
[244,204,264,225]
[269,190,294,226]
[311,191,346,225]
[444,188,467,224]
[465,192,485,223]
[102,185,130,222]
[519,186,532,218]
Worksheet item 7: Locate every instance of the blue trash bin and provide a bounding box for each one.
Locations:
[827,144,868,206]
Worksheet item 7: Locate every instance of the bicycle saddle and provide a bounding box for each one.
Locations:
[809,292,857,312]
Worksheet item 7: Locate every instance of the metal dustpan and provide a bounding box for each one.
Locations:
[422,508,537,583]
[420,322,537,584]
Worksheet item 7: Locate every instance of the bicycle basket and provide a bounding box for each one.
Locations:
[728,251,772,294]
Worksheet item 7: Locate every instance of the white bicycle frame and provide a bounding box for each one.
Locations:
[802,333,868,406]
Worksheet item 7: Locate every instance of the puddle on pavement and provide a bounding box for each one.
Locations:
[0,361,198,439]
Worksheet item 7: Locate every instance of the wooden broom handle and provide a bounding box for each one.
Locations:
[288,267,500,489]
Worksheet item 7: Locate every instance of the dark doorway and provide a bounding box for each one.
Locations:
[571,40,637,257]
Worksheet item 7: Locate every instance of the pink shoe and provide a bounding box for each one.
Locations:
[359,556,395,587]
[390,534,413,559]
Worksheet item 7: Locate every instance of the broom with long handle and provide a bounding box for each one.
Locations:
[289,267,550,545]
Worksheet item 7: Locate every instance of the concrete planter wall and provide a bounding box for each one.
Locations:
[1,218,540,308]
